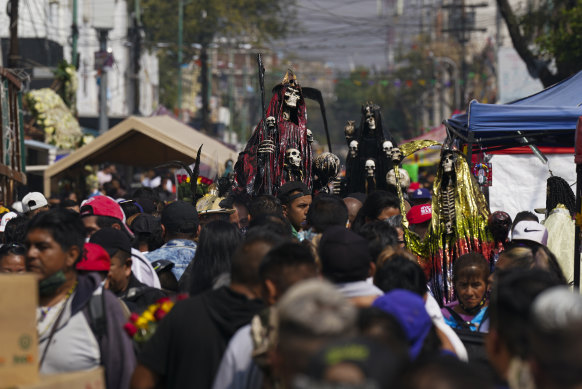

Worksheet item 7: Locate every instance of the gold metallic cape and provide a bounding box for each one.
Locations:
[394,142,493,305]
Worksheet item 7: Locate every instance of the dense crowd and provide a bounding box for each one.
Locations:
[1,174,581,389]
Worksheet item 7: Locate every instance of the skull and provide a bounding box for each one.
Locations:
[285,148,302,168]
[349,140,358,158]
[284,86,300,108]
[366,113,376,130]
[306,129,313,144]
[365,159,376,177]
[442,152,455,173]
[382,141,393,158]
[344,120,356,139]
[266,116,276,130]
[390,147,403,163]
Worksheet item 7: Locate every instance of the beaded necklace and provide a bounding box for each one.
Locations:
[38,281,78,338]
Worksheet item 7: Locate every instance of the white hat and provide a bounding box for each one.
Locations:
[22,192,48,213]
[511,220,548,246]
[0,212,17,232]
[11,201,23,213]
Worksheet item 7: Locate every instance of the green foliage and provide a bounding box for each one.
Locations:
[515,0,582,78]
[137,0,295,108]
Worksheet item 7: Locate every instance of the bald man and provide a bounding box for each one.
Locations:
[343,197,363,229]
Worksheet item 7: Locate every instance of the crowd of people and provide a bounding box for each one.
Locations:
[1,166,582,389]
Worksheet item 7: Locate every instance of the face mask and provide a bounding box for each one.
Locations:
[38,270,67,297]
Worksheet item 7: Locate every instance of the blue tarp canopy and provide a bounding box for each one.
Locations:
[445,70,582,150]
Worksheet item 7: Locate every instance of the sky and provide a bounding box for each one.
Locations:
[277,0,395,71]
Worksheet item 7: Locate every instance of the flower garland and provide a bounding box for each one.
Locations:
[124,294,188,344]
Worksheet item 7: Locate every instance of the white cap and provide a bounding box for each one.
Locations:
[511,220,548,246]
[0,212,17,232]
[11,201,23,213]
[22,192,49,213]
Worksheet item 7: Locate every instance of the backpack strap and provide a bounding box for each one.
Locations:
[444,306,474,330]
[84,291,108,365]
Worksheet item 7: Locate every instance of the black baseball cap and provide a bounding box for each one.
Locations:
[161,201,199,233]
[131,213,162,235]
[278,181,310,204]
[90,227,132,258]
[319,225,372,283]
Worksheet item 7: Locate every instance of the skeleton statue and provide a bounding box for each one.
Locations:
[284,148,303,182]
[390,147,403,164]
[382,141,394,159]
[344,120,356,142]
[313,152,341,194]
[349,140,359,159]
[282,86,301,121]
[365,159,376,177]
[365,107,376,131]
[306,129,313,144]
[258,116,277,155]
[440,152,456,235]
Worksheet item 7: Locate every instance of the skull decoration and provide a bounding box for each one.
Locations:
[366,113,376,130]
[349,140,359,158]
[390,147,403,163]
[365,159,376,177]
[284,86,300,108]
[266,116,276,130]
[442,152,455,173]
[344,120,356,139]
[285,148,302,168]
[382,141,393,158]
[306,129,313,144]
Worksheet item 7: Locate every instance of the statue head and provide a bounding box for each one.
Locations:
[284,86,301,108]
[306,129,313,144]
[285,148,302,168]
[382,141,393,158]
[349,140,358,158]
[442,152,455,173]
[365,159,376,177]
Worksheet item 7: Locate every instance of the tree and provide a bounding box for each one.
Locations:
[139,0,294,132]
[497,0,582,87]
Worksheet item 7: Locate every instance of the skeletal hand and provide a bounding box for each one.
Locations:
[258,139,276,154]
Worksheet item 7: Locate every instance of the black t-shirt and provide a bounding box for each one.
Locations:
[138,286,265,389]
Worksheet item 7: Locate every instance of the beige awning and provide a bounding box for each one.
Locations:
[43,115,238,196]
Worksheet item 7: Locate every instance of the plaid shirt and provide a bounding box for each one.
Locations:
[146,239,197,280]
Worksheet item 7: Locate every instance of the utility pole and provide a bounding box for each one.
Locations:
[97,29,109,134]
[177,0,184,120]
[8,0,20,68]
[228,46,235,144]
[71,0,79,67]
[131,0,142,115]
[441,0,487,109]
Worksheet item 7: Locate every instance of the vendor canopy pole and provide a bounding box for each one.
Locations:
[576,163,581,288]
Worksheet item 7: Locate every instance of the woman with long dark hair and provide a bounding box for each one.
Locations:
[178,220,243,295]
[351,190,400,233]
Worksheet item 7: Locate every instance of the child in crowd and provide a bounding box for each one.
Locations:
[441,252,489,332]
[0,243,26,273]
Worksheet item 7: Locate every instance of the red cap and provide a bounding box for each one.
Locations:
[80,195,134,237]
[407,204,432,224]
[408,182,421,192]
[76,243,111,272]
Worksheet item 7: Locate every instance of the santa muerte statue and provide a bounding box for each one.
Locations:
[233,55,335,197]
[391,140,494,306]
[344,102,396,194]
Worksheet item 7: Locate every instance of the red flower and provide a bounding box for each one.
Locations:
[129,313,140,323]
[154,308,167,321]
[124,322,138,337]
[176,293,189,301]
[156,296,171,304]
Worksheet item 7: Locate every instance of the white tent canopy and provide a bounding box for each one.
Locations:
[44,115,238,196]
